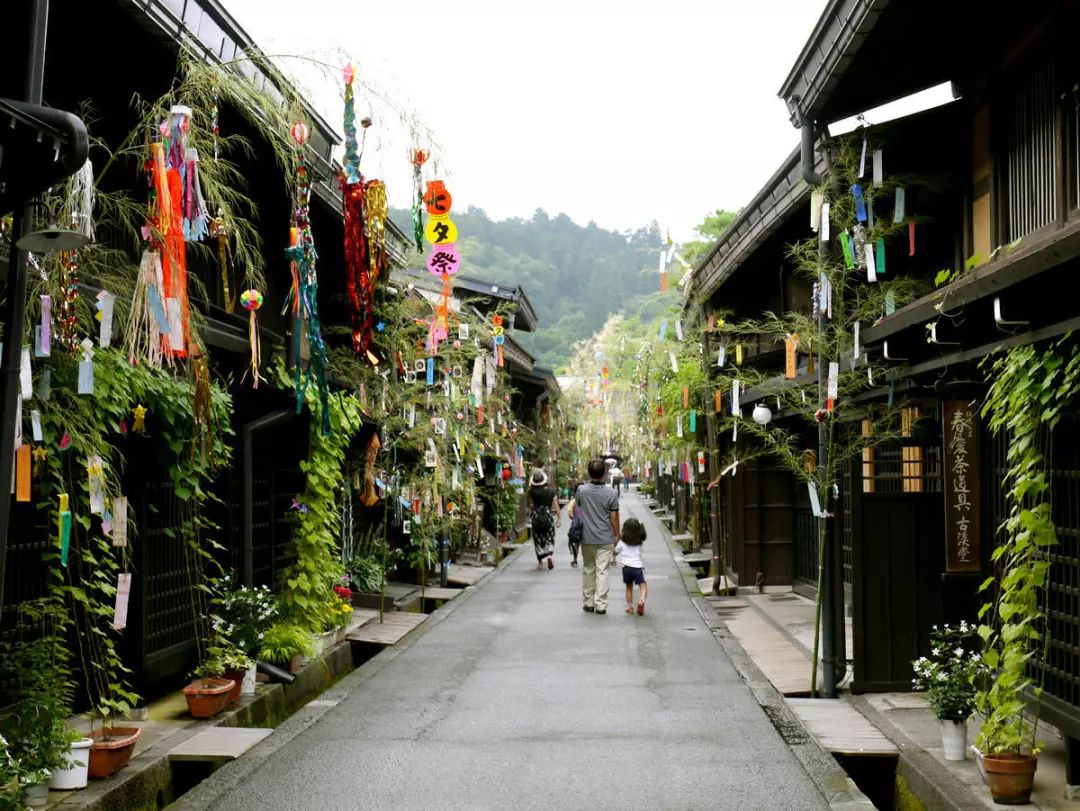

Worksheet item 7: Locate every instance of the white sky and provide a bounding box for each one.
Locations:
[225,0,828,242]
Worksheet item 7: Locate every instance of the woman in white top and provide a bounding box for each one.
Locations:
[613,517,647,615]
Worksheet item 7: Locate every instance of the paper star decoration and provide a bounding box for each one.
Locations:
[376,321,385,332]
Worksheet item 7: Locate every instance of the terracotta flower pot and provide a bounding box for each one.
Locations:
[983,752,1038,805]
[223,670,246,703]
[182,678,236,719]
[88,726,143,779]
[288,653,303,674]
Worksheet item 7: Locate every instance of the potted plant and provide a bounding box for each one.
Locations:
[203,644,253,705]
[0,599,93,791]
[258,623,315,674]
[182,657,237,720]
[332,583,354,643]
[911,623,985,761]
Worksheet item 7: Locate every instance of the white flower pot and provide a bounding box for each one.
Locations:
[241,664,257,696]
[941,719,968,761]
[49,738,92,790]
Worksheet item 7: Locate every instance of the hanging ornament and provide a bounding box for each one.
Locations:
[210,210,234,313]
[286,125,332,434]
[152,124,190,358]
[342,64,362,184]
[71,158,95,242]
[240,289,263,387]
[56,251,80,353]
[410,147,429,251]
[132,405,147,433]
[491,315,505,367]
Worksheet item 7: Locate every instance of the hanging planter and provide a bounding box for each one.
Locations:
[88,726,142,779]
[181,678,235,719]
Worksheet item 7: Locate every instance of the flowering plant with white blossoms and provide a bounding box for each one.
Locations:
[912,622,987,722]
[211,572,283,658]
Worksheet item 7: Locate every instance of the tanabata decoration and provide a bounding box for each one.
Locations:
[123,250,168,367]
[410,147,429,251]
[240,289,263,387]
[132,405,147,433]
[210,209,234,313]
[56,251,80,353]
[71,157,96,242]
[361,431,381,507]
[285,121,332,434]
[490,314,505,367]
[57,493,72,567]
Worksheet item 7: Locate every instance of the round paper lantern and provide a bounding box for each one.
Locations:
[240,289,263,311]
[752,403,773,425]
[290,121,310,145]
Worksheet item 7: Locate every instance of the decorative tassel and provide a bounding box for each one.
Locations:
[241,289,263,387]
[125,251,166,368]
[210,211,234,313]
[410,147,429,251]
[183,148,209,241]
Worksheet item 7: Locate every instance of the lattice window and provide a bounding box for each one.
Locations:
[1004,59,1057,242]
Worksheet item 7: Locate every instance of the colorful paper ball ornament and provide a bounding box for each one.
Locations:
[290,121,310,145]
[501,466,512,481]
[241,289,263,311]
[360,116,373,129]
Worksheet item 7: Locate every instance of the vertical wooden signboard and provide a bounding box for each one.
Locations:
[943,400,980,572]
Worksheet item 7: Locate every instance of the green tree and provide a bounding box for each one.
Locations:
[682,208,741,268]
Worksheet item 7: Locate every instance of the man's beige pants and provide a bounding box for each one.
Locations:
[581,544,612,611]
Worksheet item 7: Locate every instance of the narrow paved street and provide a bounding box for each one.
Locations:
[194,494,826,810]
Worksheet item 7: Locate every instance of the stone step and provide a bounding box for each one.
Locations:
[168,727,272,763]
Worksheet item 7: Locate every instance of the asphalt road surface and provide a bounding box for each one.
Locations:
[188,492,827,810]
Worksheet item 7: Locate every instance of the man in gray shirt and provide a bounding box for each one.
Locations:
[575,458,620,614]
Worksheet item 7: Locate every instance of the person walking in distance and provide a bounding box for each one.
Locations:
[576,458,620,614]
[528,469,559,570]
[610,464,624,498]
[614,518,647,615]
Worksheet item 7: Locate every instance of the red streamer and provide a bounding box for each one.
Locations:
[343,179,372,355]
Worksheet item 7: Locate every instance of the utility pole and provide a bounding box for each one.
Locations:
[0,0,50,618]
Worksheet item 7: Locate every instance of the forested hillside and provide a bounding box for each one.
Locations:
[390,207,664,369]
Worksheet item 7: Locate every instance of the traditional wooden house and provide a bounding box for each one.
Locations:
[0,0,413,698]
[686,2,1080,756]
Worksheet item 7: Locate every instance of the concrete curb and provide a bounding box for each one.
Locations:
[848,695,988,811]
[168,547,522,809]
[648,508,874,811]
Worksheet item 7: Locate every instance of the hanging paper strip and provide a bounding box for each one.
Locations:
[19,347,31,399]
[96,290,115,348]
[853,322,861,364]
[682,386,689,409]
[112,496,128,547]
[820,203,831,242]
[675,320,683,341]
[839,232,855,268]
[785,334,798,379]
[658,250,667,292]
[885,289,897,316]
[858,136,867,177]
[872,149,883,187]
[731,380,740,416]
[855,185,869,223]
[58,493,71,567]
[676,415,683,438]
[865,243,877,282]
[15,445,30,502]
[492,315,505,368]
[714,390,722,413]
[659,320,667,340]
[735,345,743,366]
[893,187,906,223]
[39,295,51,357]
[112,573,132,630]
[689,410,697,433]
[827,362,839,411]
[908,221,916,256]
[810,191,823,232]
[77,339,94,394]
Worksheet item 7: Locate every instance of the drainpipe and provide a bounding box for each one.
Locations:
[242,410,293,586]
[0,0,49,621]
[800,121,822,186]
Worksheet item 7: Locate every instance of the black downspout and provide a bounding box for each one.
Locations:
[0,0,50,619]
[242,410,293,587]
[800,122,822,186]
